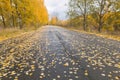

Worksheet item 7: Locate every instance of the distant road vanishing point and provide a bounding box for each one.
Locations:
[0,26,120,80]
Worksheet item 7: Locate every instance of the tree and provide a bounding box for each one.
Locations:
[111,0,120,31]
[67,0,120,32]
[50,16,58,25]
[0,0,11,28]
[67,0,92,31]
[0,0,49,29]
[89,0,120,32]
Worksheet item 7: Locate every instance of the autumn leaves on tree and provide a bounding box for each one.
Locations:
[0,0,48,29]
[67,0,120,32]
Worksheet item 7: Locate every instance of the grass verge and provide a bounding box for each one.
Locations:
[67,27,120,41]
[0,27,37,42]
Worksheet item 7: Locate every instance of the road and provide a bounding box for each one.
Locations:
[0,26,120,80]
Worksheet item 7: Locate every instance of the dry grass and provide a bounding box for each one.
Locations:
[68,27,120,41]
[0,27,36,41]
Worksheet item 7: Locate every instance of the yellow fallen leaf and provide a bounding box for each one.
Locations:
[115,76,119,80]
[84,70,88,76]
[10,48,15,53]
[114,64,120,68]
[64,62,69,67]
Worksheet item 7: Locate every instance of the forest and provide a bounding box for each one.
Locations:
[0,0,48,29]
[65,0,120,33]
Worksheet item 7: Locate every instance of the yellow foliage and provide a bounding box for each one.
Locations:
[50,16,58,25]
[33,0,48,25]
[0,0,49,28]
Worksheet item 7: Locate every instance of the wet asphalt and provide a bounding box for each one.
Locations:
[0,26,120,80]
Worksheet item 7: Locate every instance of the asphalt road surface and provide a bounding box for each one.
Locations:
[0,26,120,80]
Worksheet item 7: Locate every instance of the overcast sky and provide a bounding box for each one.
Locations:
[44,0,68,20]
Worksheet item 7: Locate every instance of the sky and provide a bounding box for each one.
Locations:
[44,0,68,20]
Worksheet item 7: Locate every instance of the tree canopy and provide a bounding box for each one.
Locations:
[67,0,120,32]
[0,0,48,29]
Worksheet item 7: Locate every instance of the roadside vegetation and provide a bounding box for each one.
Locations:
[66,0,120,33]
[69,28,120,41]
[0,0,48,41]
[52,0,120,41]
[0,27,37,41]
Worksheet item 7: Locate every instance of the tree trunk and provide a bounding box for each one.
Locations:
[12,14,15,27]
[14,2,23,29]
[1,12,6,28]
[83,14,87,31]
[83,0,87,31]
[98,13,103,32]
[98,0,104,33]
[98,18,103,32]
[10,0,15,27]
[19,21,23,29]
[98,23,102,32]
